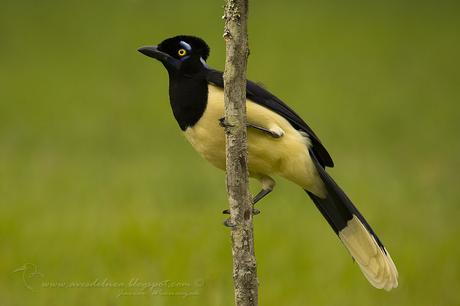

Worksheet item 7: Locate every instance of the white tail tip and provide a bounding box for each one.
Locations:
[339,215,399,291]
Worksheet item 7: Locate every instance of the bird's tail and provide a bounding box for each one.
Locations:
[306,150,398,291]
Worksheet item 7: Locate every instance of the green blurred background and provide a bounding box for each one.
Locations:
[1,0,459,305]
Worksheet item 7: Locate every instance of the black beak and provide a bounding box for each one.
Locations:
[138,46,162,60]
[138,45,180,70]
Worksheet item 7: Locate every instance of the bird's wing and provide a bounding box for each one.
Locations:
[206,69,334,168]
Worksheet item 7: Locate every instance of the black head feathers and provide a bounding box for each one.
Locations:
[158,35,210,61]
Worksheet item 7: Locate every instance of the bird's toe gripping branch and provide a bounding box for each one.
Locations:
[218,117,234,129]
[222,208,260,215]
[222,177,274,226]
[222,188,272,227]
[222,208,260,228]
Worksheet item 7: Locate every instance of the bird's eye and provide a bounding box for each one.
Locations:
[178,49,187,57]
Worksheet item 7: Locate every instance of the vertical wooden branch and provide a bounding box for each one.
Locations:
[223,0,258,306]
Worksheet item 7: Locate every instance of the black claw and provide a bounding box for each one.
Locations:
[218,117,234,128]
[223,218,236,227]
[222,208,260,215]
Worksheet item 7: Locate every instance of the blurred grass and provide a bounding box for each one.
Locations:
[1,0,460,305]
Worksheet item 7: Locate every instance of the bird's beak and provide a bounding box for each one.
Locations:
[138,45,180,70]
[138,46,164,60]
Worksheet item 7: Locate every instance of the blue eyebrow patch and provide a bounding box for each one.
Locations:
[179,55,191,62]
[179,41,192,51]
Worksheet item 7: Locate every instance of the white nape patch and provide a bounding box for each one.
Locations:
[179,41,192,51]
[339,215,399,291]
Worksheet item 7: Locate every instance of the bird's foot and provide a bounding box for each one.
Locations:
[223,218,236,227]
[247,123,284,138]
[222,208,260,227]
[222,208,260,215]
[218,117,234,129]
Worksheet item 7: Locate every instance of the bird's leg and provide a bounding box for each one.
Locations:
[247,123,284,138]
[251,176,276,213]
[222,187,272,216]
[219,118,284,139]
[253,187,273,205]
[222,176,275,220]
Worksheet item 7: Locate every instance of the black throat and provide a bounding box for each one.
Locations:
[168,71,208,131]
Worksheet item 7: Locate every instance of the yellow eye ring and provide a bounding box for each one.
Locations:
[178,49,187,57]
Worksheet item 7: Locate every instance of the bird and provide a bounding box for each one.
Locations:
[138,35,398,291]
[13,263,44,292]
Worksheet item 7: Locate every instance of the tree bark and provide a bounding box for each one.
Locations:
[222,1,258,306]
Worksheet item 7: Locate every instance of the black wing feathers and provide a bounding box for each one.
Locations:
[206,69,334,168]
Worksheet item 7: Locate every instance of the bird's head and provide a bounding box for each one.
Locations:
[138,35,210,75]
